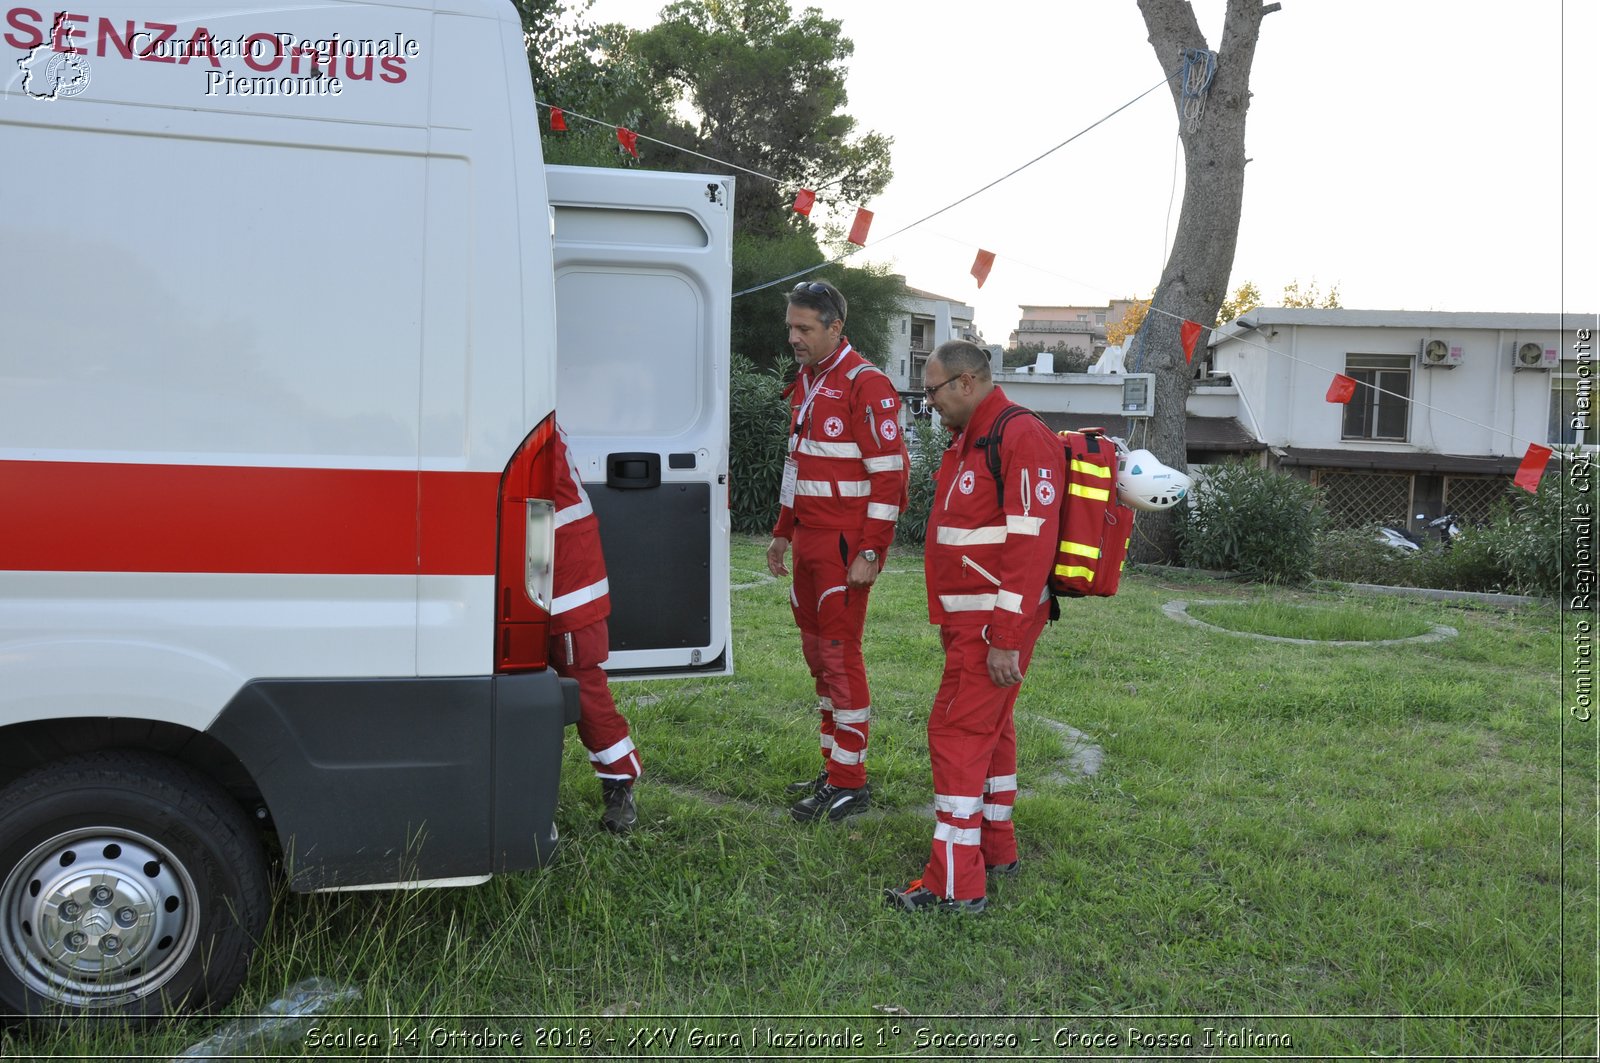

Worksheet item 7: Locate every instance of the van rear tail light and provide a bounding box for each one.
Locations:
[496,414,558,673]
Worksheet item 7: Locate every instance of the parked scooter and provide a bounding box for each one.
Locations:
[1375,513,1462,553]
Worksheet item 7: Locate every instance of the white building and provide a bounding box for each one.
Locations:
[884,282,977,396]
[1207,309,1593,528]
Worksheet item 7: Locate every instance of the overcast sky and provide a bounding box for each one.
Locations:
[579,0,1597,342]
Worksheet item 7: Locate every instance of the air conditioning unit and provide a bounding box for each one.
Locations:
[1510,339,1559,371]
[1419,337,1462,368]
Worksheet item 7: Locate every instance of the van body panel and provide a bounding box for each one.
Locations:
[0,0,731,900]
[548,166,733,677]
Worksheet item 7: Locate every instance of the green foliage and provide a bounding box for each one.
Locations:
[516,0,669,168]
[1313,525,1417,587]
[728,354,790,535]
[1473,477,1572,599]
[897,418,950,546]
[1176,461,1327,583]
[730,236,907,371]
[629,0,892,236]
[1005,342,1092,373]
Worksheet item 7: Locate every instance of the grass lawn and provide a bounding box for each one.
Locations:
[10,535,1595,1060]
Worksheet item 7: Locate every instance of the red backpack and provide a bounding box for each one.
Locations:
[978,410,1136,600]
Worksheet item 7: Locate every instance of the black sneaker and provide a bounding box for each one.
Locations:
[599,781,637,834]
[784,768,828,795]
[883,879,986,914]
[789,781,869,823]
[986,860,1020,877]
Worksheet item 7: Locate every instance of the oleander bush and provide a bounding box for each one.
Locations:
[1176,460,1327,584]
[897,417,950,546]
[729,354,790,535]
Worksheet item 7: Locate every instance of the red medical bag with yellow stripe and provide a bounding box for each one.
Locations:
[1050,428,1136,598]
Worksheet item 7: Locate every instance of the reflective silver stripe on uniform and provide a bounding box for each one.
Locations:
[818,585,846,609]
[1007,514,1045,536]
[790,585,799,608]
[984,774,1018,793]
[962,554,1002,586]
[799,438,863,458]
[933,822,982,846]
[981,803,1014,821]
[817,697,834,712]
[937,525,1007,546]
[866,502,900,521]
[796,480,833,496]
[555,497,594,529]
[939,593,997,612]
[832,707,871,724]
[933,793,984,817]
[863,455,905,473]
[829,746,864,765]
[836,480,872,497]
[996,589,1024,614]
[552,577,609,615]
[589,735,637,766]
[821,734,836,750]
[846,363,880,380]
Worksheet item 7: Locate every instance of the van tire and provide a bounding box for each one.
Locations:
[0,751,270,1020]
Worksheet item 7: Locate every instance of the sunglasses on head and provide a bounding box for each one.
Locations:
[792,281,843,324]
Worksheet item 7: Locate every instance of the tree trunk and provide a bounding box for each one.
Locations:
[1130,0,1267,562]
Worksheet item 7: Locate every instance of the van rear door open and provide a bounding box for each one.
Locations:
[548,166,733,678]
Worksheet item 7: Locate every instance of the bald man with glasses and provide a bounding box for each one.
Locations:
[767,279,909,823]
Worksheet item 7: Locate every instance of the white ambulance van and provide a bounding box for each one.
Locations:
[0,0,732,1018]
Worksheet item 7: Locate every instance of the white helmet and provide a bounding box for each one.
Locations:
[1116,449,1193,511]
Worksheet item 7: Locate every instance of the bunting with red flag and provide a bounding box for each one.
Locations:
[1180,320,1203,364]
[549,107,567,132]
[1513,443,1552,493]
[970,249,996,288]
[616,127,639,159]
[848,207,874,246]
[792,188,816,217]
[1325,374,1357,404]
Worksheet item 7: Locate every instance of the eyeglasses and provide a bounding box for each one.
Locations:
[923,373,966,398]
[792,281,844,324]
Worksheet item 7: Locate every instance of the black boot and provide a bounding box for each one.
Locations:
[600,780,637,834]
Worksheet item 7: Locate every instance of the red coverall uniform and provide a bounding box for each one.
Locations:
[773,340,909,790]
[922,388,1063,900]
[548,425,641,783]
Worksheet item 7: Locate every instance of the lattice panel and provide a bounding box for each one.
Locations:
[1314,470,1412,529]
[1444,476,1514,526]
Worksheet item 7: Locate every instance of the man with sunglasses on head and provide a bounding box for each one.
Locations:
[766,279,909,823]
[884,339,1063,914]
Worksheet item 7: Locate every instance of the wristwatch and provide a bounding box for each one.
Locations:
[859,549,879,564]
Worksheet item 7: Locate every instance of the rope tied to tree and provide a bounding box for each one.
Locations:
[1180,47,1217,127]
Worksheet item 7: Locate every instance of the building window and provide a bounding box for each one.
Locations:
[1341,354,1411,441]
[901,319,907,334]
[1095,313,1106,325]
[1549,375,1594,446]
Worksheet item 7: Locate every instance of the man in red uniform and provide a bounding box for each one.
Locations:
[885,340,1063,912]
[766,279,909,823]
[550,423,642,833]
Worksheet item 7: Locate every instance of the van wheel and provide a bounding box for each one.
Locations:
[0,751,270,1019]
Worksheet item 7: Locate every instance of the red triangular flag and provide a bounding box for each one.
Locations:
[1325,373,1357,404]
[792,188,816,217]
[1180,319,1203,364]
[1513,443,1552,493]
[847,207,873,246]
[971,249,996,288]
[549,107,567,132]
[616,126,639,158]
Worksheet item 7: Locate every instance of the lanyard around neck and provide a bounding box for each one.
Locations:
[793,344,851,436]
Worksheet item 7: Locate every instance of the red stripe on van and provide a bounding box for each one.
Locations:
[0,460,500,575]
